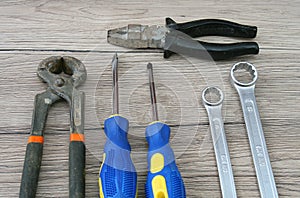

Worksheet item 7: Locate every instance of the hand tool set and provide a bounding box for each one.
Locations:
[19,17,278,198]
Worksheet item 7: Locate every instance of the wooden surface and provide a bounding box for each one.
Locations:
[0,0,299,197]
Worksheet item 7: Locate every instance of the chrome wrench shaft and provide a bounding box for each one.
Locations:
[230,62,278,198]
[202,87,237,198]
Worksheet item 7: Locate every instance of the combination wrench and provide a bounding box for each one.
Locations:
[230,62,278,198]
[202,86,237,198]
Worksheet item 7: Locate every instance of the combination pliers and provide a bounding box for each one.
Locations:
[108,17,259,60]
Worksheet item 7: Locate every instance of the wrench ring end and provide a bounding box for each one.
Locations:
[202,86,224,106]
[230,62,258,87]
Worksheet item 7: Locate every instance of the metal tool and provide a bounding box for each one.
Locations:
[108,17,259,60]
[99,53,137,198]
[202,87,237,198]
[19,56,86,198]
[145,63,186,198]
[230,62,278,198]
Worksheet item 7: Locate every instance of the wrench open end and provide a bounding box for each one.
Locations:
[202,86,224,106]
[230,62,257,87]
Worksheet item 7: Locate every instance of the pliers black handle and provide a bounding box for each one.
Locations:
[164,17,259,60]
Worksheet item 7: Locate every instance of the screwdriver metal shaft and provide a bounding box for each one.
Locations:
[147,63,159,121]
[112,53,119,115]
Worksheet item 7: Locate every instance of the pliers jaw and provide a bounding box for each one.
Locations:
[107,24,168,49]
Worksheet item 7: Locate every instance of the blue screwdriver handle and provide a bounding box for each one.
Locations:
[145,122,186,198]
[99,115,137,198]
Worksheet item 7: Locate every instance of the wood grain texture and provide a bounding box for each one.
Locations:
[0,0,299,197]
[0,0,299,50]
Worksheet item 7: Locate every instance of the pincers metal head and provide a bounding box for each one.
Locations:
[37,56,87,102]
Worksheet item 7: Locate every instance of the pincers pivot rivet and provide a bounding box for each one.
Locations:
[55,78,65,87]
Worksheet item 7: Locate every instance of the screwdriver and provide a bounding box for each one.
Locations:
[145,63,186,198]
[99,53,137,198]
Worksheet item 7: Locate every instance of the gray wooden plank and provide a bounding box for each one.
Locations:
[0,0,299,51]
